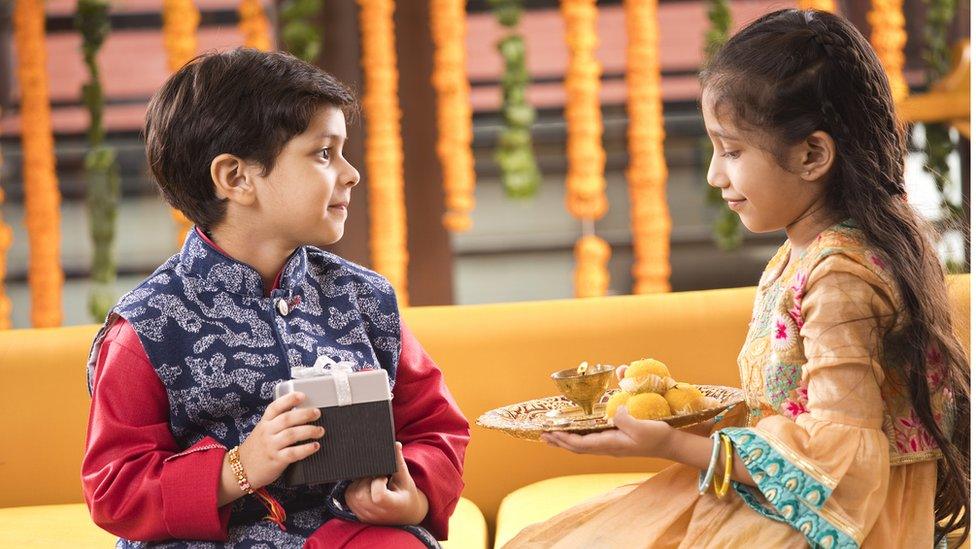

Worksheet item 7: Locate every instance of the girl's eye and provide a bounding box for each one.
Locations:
[721,151,740,159]
[320,148,331,161]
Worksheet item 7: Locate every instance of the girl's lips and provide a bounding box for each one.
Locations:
[726,199,746,210]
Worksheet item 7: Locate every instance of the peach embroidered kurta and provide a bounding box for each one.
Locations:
[506,223,946,548]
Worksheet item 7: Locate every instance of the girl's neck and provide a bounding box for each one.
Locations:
[784,197,840,263]
[206,224,297,294]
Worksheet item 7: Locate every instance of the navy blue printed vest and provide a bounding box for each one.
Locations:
[87,229,437,548]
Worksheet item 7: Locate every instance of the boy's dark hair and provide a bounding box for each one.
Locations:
[701,10,969,546]
[144,47,357,230]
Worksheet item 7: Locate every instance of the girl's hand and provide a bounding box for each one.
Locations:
[345,442,429,526]
[237,391,325,490]
[541,407,676,459]
[615,365,627,380]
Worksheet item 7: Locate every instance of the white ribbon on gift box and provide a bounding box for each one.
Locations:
[291,356,358,406]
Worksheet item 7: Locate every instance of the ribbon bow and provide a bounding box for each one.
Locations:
[291,355,358,406]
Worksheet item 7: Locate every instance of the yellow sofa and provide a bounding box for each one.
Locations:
[0,276,968,547]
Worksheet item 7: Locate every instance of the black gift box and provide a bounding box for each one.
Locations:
[274,368,396,486]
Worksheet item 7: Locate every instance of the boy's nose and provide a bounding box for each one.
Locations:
[344,165,361,188]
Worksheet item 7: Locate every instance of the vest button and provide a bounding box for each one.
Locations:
[276,298,290,316]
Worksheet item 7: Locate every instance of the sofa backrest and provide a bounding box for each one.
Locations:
[0,277,969,526]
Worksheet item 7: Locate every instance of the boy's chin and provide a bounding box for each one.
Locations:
[311,228,344,248]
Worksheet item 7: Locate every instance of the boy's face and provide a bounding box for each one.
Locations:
[249,105,359,249]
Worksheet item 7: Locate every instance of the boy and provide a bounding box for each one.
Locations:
[82,48,469,548]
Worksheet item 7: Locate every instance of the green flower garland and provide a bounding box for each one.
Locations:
[280,0,322,62]
[490,0,541,198]
[701,0,741,250]
[76,0,121,321]
[921,0,965,271]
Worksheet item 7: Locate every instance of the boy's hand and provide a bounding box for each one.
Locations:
[345,442,429,526]
[238,391,324,490]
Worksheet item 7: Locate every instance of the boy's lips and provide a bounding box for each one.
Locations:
[328,202,349,210]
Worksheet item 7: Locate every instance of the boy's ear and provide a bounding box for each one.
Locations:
[211,153,256,206]
[798,130,835,182]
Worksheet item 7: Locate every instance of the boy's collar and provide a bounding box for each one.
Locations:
[176,227,308,299]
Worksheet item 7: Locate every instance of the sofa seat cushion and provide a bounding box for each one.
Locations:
[0,503,116,547]
[493,473,653,548]
[0,498,488,548]
[492,473,972,549]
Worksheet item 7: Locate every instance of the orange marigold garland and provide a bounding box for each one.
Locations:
[574,233,610,298]
[238,0,272,52]
[14,0,64,327]
[163,0,200,71]
[0,108,12,329]
[624,0,671,293]
[163,0,200,243]
[798,0,836,12]
[358,0,409,305]
[868,0,908,101]
[430,0,475,232]
[561,0,610,298]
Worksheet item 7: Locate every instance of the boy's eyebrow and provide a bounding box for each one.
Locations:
[318,133,347,141]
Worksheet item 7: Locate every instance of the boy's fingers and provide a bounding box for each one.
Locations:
[279,440,319,463]
[615,365,627,380]
[274,407,321,431]
[390,441,412,487]
[370,476,389,502]
[275,424,324,448]
[263,391,304,421]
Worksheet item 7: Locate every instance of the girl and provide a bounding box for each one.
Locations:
[508,9,969,548]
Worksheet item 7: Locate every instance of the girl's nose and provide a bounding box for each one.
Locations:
[706,159,728,189]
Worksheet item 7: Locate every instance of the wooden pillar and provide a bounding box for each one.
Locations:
[317,0,371,267]
[960,137,970,271]
[393,0,455,305]
[317,0,454,304]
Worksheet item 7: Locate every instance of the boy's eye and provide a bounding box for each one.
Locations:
[320,148,331,161]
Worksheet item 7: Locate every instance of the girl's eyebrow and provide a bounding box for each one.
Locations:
[707,128,740,141]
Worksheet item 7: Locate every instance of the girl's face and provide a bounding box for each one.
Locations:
[702,89,830,235]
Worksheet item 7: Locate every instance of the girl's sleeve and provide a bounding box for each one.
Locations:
[82,318,232,541]
[720,255,898,548]
[391,321,471,540]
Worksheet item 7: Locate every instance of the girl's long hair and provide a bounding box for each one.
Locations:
[701,9,970,545]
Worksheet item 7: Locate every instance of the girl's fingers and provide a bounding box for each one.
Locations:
[278,440,319,463]
[546,430,622,455]
[612,407,640,435]
[262,391,305,421]
[615,365,628,380]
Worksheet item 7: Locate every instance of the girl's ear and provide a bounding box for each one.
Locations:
[798,130,836,182]
[210,153,256,206]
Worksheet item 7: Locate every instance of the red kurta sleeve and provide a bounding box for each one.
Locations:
[392,321,470,540]
[82,318,232,542]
